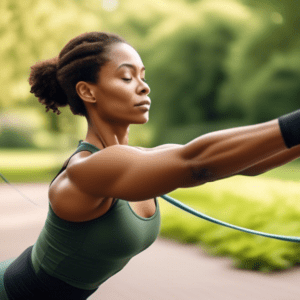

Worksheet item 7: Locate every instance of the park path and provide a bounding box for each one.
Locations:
[0,183,300,300]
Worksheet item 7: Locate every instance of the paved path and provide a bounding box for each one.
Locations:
[1,183,300,300]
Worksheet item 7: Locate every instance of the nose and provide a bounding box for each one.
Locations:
[139,80,150,95]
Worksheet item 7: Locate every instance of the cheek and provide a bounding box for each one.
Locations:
[109,84,133,106]
[99,79,130,99]
[96,84,132,113]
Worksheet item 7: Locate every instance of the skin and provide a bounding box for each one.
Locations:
[140,143,300,177]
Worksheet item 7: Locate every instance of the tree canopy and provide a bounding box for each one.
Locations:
[1,0,300,148]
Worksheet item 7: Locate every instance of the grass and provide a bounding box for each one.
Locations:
[0,166,61,183]
[0,149,72,183]
[259,161,300,182]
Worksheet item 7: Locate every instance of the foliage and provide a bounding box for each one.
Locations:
[0,107,43,148]
[0,0,107,148]
[243,51,300,123]
[219,0,300,123]
[0,126,34,148]
[157,121,244,145]
[0,0,265,148]
[2,0,300,148]
[0,0,104,108]
[158,175,300,272]
[140,0,254,144]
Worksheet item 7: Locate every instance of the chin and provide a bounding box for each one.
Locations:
[134,113,149,124]
[133,120,149,125]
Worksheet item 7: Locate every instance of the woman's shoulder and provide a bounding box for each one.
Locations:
[48,151,114,222]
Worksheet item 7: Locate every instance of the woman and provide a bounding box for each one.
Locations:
[1,31,300,299]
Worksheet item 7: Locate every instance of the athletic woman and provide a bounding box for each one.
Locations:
[1,31,300,299]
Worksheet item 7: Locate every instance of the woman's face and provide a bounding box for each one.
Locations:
[90,42,151,125]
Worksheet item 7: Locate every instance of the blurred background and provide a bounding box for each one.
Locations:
[1,0,300,273]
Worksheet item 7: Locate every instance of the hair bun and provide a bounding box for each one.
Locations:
[29,57,68,114]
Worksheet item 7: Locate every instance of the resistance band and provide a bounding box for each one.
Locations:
[1,172,299,243]
[160,194,300,243]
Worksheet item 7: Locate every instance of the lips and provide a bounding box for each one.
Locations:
[135,100,151,106]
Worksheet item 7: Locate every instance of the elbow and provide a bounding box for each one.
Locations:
[190,164,261,183]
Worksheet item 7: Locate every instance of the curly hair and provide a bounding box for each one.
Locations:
[29,32,129,116]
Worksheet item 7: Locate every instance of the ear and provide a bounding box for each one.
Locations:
[76,81,97,103]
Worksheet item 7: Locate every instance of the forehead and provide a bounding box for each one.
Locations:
[106,43,144,69]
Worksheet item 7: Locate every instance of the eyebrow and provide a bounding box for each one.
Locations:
[117,63,145,72]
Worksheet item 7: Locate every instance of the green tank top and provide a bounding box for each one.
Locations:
[31,141,161,290]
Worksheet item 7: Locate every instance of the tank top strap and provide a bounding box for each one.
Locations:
[76,140,100,154]
[49,140,100,186]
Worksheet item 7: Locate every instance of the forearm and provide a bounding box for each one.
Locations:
[182,119,287,182]
[238,144,300,176]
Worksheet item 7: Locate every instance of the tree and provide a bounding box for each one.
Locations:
[0,0,106,148]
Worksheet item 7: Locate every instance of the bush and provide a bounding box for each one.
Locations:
[0,126,35,149]
[158,175,300,272]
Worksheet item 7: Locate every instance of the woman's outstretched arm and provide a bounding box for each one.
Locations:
[237,144,300,176]
[67,111,299,200]
[137,143,300,177]
[137,114,300,179]
[181,119,288,186]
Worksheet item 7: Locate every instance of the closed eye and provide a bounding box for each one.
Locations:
[122,78,148,83]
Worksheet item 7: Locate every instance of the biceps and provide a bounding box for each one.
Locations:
[67,145,192,201]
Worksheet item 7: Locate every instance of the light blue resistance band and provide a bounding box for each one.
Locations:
[1,172,299,243]
[160,194,300,243]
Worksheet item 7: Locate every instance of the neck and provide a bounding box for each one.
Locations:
[83,115,130,150]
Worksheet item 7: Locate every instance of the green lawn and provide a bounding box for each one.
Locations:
[0,149,73,183]
[259,161,300,182]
